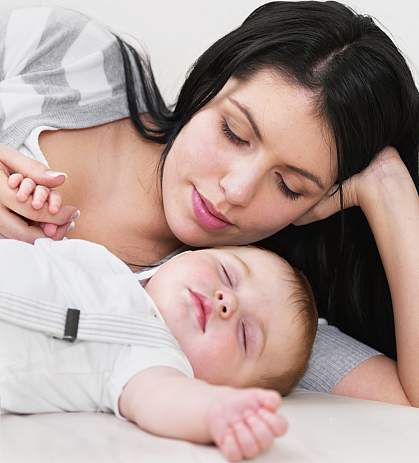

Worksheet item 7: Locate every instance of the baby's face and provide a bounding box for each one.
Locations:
[145,246,300,387]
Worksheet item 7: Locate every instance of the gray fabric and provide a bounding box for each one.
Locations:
[0,8,137,148]
[0,10,10,82]
[298,323,382,392]
[21,8,88,114]
[0,11,11,132]
[103,40,127,98]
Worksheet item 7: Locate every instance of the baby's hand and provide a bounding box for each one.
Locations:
[207,388,287,462]
[8,173,65,237]
[8,173,62,213]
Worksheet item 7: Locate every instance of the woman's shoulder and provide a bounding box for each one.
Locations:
[0,6,119,82]
[1,7,116,63]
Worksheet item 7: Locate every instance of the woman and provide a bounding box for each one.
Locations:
[0,2,418,403]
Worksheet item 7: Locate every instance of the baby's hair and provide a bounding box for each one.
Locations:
[251,247,318,396]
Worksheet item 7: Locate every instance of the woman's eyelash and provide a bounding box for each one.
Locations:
[241,320,247,352]
[221,118,299,200]
[221,119,248,146]
[221,265,233,287]
[276,175,301,200]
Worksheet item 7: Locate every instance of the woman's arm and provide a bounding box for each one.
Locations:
[354,148,419,405]
[119,366,286,461]
[297,147,419,405]
[331,355,410,405]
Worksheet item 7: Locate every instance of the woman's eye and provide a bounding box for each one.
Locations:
[221,265,233,287]
[221,118,248,146]
[241,320,247,352]
[276,174,301,200]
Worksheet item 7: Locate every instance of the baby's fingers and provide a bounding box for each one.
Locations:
[252,388,281,412]
[16,177,36,202]
[47,190,62,214]
[32,185,50,210]
[258,408,288,437]
[232,421,260,460]
[8,173,23,189]
[244,412,276,450]
[221,432,243,462]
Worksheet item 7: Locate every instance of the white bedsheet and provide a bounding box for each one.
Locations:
[1,391,418,462]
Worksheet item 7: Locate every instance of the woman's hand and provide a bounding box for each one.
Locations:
[207,388,287,462]
[293,146,415,225]
[0,144,79,242]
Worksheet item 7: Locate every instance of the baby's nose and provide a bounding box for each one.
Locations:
[215,290,237,319]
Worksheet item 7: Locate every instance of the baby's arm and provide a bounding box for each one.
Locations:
[119,366,287,462]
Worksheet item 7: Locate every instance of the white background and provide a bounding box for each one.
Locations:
[1,0,418,102]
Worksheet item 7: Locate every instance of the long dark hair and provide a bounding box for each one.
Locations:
[116,1,419,358]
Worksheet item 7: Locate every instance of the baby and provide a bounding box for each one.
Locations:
[0,237,317,462]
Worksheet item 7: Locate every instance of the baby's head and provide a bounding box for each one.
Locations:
[145,245,317,395]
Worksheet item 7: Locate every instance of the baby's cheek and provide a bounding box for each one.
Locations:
[187,338,238,384]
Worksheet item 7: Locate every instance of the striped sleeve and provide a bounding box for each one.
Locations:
[297,323,383,392]
[0,7,135,147]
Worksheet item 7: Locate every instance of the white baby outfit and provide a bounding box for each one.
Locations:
[0,238,193,417]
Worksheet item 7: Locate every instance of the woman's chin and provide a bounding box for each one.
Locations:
[170,223,230,247]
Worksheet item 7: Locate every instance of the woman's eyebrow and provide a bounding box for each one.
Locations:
[228,97,262,141]
[285,164,325,190]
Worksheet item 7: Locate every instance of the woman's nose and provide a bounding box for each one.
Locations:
[214,289,237,319]
[219,162,263,207]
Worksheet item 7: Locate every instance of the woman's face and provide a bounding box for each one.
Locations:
[162,69,337,247]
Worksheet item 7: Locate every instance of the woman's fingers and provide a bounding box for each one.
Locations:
[40,221,74,240]
[0,204,49,242]
[0,144,67,188]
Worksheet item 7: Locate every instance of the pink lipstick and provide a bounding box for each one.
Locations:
[192,187,231,231]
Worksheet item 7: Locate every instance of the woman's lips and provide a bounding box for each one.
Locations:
[192,187,231,230]
[189,289,213,332]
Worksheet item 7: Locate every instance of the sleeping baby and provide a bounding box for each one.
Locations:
[0,238,317,462]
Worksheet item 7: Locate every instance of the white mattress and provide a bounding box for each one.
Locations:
[1,391,418,463]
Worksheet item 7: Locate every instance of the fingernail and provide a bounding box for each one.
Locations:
[46,170,68,179]
[67,221,76,232]
[71,210,80,221]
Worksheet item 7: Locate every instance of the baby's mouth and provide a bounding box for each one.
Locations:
[189,289,212,332]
